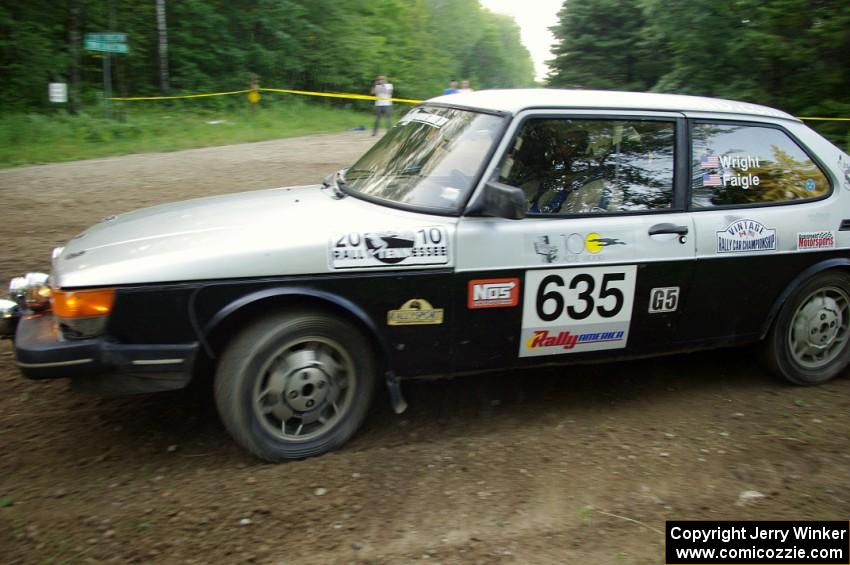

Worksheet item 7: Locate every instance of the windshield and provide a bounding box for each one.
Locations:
[344,106,505,212]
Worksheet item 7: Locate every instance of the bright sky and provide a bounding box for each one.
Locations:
[480,0,563,82]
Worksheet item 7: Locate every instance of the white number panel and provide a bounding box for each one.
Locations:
[520,265,636,357]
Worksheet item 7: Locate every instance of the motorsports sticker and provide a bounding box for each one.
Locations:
[715,219,776,254]
[797,231,835,251]
[520,265,636,357]
[387,299,444,326]
[330,226,449,269]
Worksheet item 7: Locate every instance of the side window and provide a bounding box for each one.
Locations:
[497,118,675,215]
[691,123,830,208]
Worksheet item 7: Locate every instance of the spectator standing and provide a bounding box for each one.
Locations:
[458,79,474,93]
[443,79,458,95]
[371,75,393,136]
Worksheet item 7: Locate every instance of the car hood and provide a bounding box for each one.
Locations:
[53,185,456,288]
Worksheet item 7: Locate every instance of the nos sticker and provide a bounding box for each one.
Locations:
[330,227,449,269]
[468,278,520,309]
[520,266,636,357]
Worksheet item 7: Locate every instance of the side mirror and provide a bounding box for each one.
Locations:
[467,180,527,220]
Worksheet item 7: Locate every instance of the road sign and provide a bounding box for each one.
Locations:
[85,40,128,53]
[48,83,68,103]
[84,33,128,119]
[89,32,126,43]
[84,32,128,54]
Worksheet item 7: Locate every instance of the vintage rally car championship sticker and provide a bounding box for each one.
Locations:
[468,278,520,309]
[716,219,776,254]
[797,231,835,251]
[330,226,449,269]
[519,265,636,357]
[387,299,444,326]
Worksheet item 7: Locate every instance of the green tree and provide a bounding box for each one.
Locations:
[547,0,665,90]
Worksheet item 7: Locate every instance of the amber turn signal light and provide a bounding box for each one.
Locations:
[51,288,115,318]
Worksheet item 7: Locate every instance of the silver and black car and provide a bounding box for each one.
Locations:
[3,89,850,462]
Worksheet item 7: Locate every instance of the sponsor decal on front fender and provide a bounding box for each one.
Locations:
[330,227,449,269]
[387,299,444,326]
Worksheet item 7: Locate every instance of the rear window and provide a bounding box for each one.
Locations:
[691,123,830,208]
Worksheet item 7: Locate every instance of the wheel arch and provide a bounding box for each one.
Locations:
[760,257,850,339]
[196,286,392,372]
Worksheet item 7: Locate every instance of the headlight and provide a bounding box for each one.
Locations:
[9,272,52,311]
[52,288,115,339]
[0,298,20,338]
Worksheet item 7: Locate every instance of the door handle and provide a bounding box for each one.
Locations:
[648,223,689,236]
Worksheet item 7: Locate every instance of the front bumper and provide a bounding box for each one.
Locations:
[14,311,198,395]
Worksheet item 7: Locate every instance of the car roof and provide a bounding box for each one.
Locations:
[427,89,799,122]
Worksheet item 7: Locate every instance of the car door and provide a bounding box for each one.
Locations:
[676,117,838,345]
[452,110,695,372]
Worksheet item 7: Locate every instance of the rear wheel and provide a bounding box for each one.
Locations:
[762,271,850,385]
[214,310,376,461]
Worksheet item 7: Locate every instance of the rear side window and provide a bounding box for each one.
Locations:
[497,118,675,215]
[691,123,830,208]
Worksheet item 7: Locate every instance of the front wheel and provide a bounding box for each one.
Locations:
[215,310,376,461]
[762,271,850,385]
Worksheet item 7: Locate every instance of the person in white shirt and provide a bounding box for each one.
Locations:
[371,75,393,136]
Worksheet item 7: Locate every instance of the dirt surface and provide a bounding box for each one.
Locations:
[1,132,849,564]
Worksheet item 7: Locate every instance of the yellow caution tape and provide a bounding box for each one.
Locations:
[108,89,850,121]
[798,116,850,122]
[259,87,423,105]
[109,87,423,105]
[110,89,253,101]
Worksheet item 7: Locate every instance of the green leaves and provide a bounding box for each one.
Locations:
[0,0,535,110]
[547,0,850,147]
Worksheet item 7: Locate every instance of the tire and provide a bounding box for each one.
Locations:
[214,310,376,462]
[762,271,850,385]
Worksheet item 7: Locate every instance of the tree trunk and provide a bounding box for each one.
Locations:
[68,0,81,114]
[156,0,169,95]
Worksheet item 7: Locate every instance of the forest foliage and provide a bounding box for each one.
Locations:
[547,0,850,144]
[0,0,536,110]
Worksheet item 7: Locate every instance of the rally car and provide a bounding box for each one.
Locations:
[3,89,850,462]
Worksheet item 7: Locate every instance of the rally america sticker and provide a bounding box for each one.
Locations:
[716,219,776,254]
[330,227,449,269]
[519,266,636,357]
[797,231,835,251]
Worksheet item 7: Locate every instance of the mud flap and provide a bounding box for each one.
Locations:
[384,370,407,414]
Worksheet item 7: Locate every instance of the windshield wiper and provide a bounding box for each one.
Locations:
[321,169,348,199]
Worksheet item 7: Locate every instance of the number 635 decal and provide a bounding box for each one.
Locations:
[522,266,637,327]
